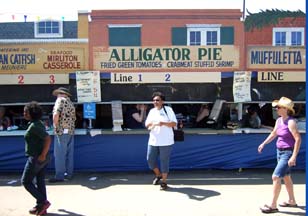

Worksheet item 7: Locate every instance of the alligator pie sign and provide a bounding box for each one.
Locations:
[93,46,240,72]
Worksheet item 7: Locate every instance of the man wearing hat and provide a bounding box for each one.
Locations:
[49,87,76,183]
[258,97,301,213]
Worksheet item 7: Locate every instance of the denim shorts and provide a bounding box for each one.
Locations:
[272,149,293,178]
[147,145,173,173]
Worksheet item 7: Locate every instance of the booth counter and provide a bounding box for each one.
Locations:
[0,128,305,172]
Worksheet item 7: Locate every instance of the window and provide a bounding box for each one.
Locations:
[189,31,201,45]
[206,31,218,45]
[186,24,221,46]
[108,24,142,46]
[273,28,304,46]
[291,31,302,46]
[172,26,233,46]
[275,32,286,46]
[189,30,218,45]
[34,20,63,38]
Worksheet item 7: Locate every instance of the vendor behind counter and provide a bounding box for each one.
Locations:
[0,102,305,131]
[0,106,11,130]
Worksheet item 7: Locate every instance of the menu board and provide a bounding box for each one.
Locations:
[76,71,101,103]
[233,71,252,102]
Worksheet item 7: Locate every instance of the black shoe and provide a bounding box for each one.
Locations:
[152,176,162,185]
[29,205,38,215]
[29,207,47,215]
[64,175,73,180]
[160,182,168,190]
[48,178,64,183]
[38,210,47,215]
[36,201,50,215]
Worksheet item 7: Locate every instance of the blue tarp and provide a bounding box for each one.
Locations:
[0,133,305,172]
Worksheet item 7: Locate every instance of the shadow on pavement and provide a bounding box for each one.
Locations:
[0,169,305,191]
[165,186,221,201]
[46,209,86,216]
[278,210,305,216]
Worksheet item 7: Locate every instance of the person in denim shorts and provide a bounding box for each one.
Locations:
[145,92,177,190]
[258,97,301,213]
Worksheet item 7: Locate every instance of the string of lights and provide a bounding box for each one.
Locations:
[0,12,77,22]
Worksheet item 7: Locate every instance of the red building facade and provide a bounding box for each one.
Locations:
[88,9,305,103]
[88,9,246,102]
[89,10,245,71]
[244,12,305,102]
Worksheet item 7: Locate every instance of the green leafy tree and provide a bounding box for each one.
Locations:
[244,9,305,31]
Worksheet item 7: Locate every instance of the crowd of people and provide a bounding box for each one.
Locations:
[19,87,76,215]
[17,91,302,215]
[0,86,304,215]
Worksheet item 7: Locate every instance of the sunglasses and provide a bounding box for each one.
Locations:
[153,99,161,102]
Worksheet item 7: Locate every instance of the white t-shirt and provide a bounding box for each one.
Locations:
[145,106,177,146]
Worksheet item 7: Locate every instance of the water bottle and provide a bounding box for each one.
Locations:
[179,120,183,129]
[186,116,190,124]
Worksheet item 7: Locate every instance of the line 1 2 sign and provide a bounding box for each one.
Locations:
[111,72,221,83]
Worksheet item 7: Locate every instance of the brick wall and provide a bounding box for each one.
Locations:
[89,9,245,71]
[245,17,306,45]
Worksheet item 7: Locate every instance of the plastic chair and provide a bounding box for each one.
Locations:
[206,99,226,129]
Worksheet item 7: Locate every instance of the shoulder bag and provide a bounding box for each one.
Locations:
[163,106,184,142]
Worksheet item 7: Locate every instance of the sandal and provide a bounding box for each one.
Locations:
[160,182,168,190]
[152,176,162,185]
[279,202,298,207]
[260,204,278,214]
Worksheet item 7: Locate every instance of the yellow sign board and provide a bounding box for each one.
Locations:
[93,46,240,72]
[0,44,86,74]
[111,72,221,83]
[0,74,69,85]
[257,71,305,82]
[247,46,305,70]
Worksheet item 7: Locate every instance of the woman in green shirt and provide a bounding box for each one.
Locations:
[21,101,51,215]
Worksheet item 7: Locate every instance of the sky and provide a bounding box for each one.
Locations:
[0,0,305,22]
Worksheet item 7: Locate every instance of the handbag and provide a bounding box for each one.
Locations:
[163,106,184,142]
[173,128,184,142]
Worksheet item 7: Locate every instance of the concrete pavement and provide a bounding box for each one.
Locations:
[0,169,305,216]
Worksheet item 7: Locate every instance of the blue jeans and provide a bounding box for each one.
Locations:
[21,156,48,205]
[147,145,173,173]
[273,149,293,178]
[54,134,74,180]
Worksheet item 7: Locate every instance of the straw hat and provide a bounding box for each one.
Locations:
[272,97,295,115]
[52,87,71,97]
